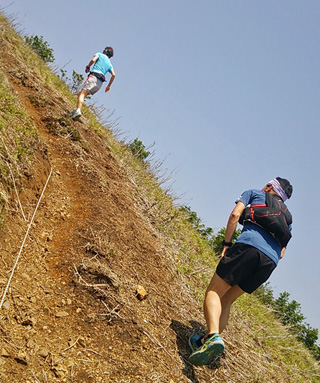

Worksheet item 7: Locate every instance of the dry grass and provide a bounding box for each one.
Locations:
[0,11,319,383]
[0,70,40,225]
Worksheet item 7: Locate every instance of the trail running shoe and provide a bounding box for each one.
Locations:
[189,333,225,366]
[70,109,81,119]
[188,333,203,353]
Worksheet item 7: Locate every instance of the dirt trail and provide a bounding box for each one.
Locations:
[0,46,211,382]
[10,81,91,271]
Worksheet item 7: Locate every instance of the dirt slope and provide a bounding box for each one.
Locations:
[0,15,319,383]
[0,20,212,383]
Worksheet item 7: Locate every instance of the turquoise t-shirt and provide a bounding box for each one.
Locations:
[91,52,113,76]
[235,189,285,265]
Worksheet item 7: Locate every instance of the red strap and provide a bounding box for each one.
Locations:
[250,204,266,221]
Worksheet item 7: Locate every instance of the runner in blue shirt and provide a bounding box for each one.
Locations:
[71,47,116,119]
[189,177,293,366]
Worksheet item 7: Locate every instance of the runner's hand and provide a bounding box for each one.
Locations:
[220,246,228,258]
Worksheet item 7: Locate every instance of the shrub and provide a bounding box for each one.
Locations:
[255,284,320,359]
[60,69,84,94]
[180,205,215,242]
[128,138,151,162]
[25,35,55,63]
[211,227,241,254]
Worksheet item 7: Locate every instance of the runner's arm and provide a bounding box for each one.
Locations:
[85,55,99,73]
[280,247,286,259]
[105,69,116,92]
[221,201,245,258]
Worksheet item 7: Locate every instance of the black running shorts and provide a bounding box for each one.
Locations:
[216,243,276,294]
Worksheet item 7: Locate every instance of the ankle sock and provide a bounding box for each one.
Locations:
[196,332,220,348]
[195,336,204,348]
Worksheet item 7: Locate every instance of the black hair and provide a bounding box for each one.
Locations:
[276,177,293,199]
[103,47,114,58]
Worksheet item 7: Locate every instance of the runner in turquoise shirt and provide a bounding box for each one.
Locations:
[71,47,116,119]
[91,52,113,76]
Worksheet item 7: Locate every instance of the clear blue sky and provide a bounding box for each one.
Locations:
[2,1,320,333]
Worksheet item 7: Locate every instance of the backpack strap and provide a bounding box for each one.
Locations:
[248,204,266,221]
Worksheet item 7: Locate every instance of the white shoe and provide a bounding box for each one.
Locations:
[70,109,81,119]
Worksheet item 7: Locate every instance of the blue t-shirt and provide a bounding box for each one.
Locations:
[91,52,113,76]
[235,189,285,265]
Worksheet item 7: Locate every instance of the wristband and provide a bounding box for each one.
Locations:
[222,240,233,247]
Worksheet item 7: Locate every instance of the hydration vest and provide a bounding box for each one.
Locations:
[239,192,292,247]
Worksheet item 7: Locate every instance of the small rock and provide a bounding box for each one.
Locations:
[55,311,69,318]
[38,348,49,358]
[14,351,27,365]
[41,231,52,241]
[22,273,31,281]
[136,285,148,301]
[43,307,50,315]
[51,367,66,379]
[1,348,10,358]
[26,339,36,349]
[46,234,53,241]
[65,358,74,368]
[21,317,36,326]
[2,300,10,310]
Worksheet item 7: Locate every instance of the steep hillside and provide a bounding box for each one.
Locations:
[0,14,319,383]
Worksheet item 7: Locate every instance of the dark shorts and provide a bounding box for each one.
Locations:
[216,243,276,294]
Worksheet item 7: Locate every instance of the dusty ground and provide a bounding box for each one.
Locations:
[0,34,224,383]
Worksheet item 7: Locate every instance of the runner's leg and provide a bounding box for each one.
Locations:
[204,273,231,336]
[219,285,245,333]
[77,89,89,110]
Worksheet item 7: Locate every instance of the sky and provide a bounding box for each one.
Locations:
[2,1,320,334]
